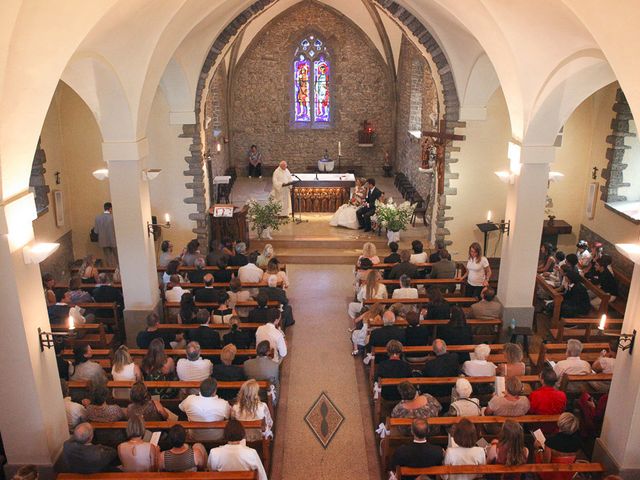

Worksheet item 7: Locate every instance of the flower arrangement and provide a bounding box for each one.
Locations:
[246,197,289,239]
[374,198,415,232]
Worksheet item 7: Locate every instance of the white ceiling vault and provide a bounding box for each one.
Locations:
[1,0,635,200]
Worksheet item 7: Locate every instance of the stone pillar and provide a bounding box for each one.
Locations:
[0,191,68,478]
[497,145,553,328]
[103,139,160,345]
[594,258,640,479]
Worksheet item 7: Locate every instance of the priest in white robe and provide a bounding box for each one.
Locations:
[271,160,293,216]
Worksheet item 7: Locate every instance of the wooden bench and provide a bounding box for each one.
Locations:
[87,420,270,472]
[552,317,623,342]
[364,297,478,306]
[367,317,501,344]
[536,274,563,329]
[610,266,630,316]
[51,323,114,348]
[395,463,604,479]
[68,380,274,416]
[62,348,258,364]
[163,300,278,320]
[529,341,612,372]
[156,323,264,332]
[382,415,561,473]
[58,472,258,479]
[157,264,287,273]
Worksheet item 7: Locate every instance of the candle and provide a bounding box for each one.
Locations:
[216,142,221,153]
[68,316,75,331]
[487,211,492,222]
[165,213,170,224]
[338,141,342,156]
[599,314,607,331]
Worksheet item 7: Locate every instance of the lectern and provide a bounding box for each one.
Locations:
[209,205,249,248]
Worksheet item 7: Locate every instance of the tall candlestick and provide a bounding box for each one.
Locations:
[165,213,170,224]
[68,315,75,331]
[338,141,342,156]
[487,210,492,222]
[599,314,607,331]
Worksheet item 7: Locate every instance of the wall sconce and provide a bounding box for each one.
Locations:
[142,169,162,181]
[23,242,60,264]
[38,317,76,351]
[598,314,636,354]
[147,213,171,237]
[92,169,109,181]
[548,171,564,182]
[495,141,521,184]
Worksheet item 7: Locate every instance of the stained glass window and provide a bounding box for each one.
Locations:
[293,35,330,124]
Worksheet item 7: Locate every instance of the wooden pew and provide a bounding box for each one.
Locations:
[163,300,278,321]
[68,380,274,416]
[88,420,270,472]
[552,317,623,341]
[610,266,631,316]
[380,278,465,286]
[156,323,264,332]
[51,323,114,348]
[395,464,604,480]
[364,297,478,306]
[62,348,258,365]
[382,415,561,473]
[529,342,612,372]
[367,317,501,344]
[536,274,563,327]
[369,344,506,384]
[58,472,258,479]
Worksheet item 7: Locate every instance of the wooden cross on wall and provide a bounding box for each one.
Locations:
[422,119,464,195]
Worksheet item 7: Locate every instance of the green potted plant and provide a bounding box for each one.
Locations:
[374,198,415,243]
[246,197,289,239]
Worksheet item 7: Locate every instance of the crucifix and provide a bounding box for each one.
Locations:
[421,119,464,195]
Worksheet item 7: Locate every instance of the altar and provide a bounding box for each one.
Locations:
[290,173,356,214]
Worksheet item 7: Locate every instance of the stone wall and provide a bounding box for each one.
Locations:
[601,88,632,202]
[229,1,395,176]
[204,63,231,179]
[30,138,50,216]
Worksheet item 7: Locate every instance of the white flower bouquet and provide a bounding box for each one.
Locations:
[374,198,415,232]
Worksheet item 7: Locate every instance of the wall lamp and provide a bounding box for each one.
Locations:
[38,317,76,351]
[23,242,60,264]
[147,213,171,237]
[92,169,109,181]
[598,314,636,354]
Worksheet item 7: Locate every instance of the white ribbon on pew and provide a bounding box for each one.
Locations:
[375,422,390,438]
[262,428,274,440]
[373,381,381,400]
[267,385,277,404]
[363,352,374,365]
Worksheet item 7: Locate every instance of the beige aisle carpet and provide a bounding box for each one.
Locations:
[270,264,380,480]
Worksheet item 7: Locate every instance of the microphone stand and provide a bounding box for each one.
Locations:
[288,177,307,224]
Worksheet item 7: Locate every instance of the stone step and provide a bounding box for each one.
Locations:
[251,236,393,250]
[266,247,360,265]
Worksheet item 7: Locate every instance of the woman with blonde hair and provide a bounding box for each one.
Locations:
[79,254,99,284]
[462,242,492,299]
[262,258,289,288]
[118,414,159,472]
[358,242,380,265]
[497,342,526,377]
[256,244,274,269]
[350,302,384,355]
[111,345,142,399]
[231,379,273,441]
[348,269,388,319]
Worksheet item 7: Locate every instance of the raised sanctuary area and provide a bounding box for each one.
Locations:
[4,1,640,479]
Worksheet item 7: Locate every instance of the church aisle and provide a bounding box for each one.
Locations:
[271,264,381,480]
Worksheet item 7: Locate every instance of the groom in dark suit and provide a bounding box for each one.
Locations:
[356,178,382,232]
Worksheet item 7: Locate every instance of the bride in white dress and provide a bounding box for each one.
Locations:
[330,177,366,229]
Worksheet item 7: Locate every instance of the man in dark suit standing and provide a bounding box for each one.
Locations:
[356,178,382,232]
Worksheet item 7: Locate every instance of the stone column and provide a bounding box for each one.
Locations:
[496,145,553,328]
[103,139,160,344]
[0,191,68,478]
[594,257,640,479]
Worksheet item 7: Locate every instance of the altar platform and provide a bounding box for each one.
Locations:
[229,175,431,264]
[290,172,356,213]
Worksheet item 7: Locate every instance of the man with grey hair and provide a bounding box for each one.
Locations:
[392,274,419,299]
[176,341,213,382]
[238,251,264,283]
[367,309,405,350]
[189,256,208,283]
[62,422,118,473]
[91,272,124,317]
[259,274,294,327]
[554,338,591,391]
[422,339,460,397]
[229,242,248,267]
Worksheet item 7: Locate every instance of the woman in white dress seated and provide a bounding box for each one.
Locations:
[330,177,366,229]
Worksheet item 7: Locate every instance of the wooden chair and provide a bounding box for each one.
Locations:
[410,194,429,228]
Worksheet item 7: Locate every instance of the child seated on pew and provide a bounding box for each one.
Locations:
[486,420,529,470]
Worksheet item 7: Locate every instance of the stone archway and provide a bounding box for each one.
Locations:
[183,0,462,246]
